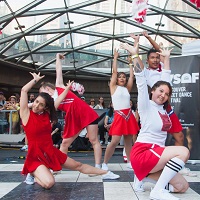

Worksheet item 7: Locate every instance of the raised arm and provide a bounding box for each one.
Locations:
[143,31,165,63]
[121,42,144,72]
[157,48,173,83]
[143,31,160,51]
[109,48,119,95]
[130,33,140,49]
[54,80,73,109]
[126,56,134,93]
[55,53,65,88]
[128,45,151,116]
[158,48,173,70]
[20,72,45,125]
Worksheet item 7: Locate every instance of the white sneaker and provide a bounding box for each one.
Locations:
[179,167,197,177]
[133,175,145,192]
[24,173,34,185]
[102,171,120,180]
[20,145,28,151]
[150,188,180,200]
[102,163,108,170]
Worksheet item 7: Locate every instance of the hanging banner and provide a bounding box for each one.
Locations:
[168,55,200,159]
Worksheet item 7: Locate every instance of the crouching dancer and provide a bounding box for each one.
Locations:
[20,72,119,189]
[124,43,189,200]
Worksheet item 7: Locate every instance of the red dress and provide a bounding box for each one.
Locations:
[22,111,67,175]
[56,87,99,138]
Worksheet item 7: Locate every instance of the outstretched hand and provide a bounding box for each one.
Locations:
[157,47,173,57]
[142,30,150,38]
[66,80,74,89]
[121,42,139,55]
[130,33,140,42]
[113,48,119,59]
[56,53,65,60]
[29,72,45,82]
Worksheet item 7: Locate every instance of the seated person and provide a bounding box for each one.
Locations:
[51,121,63,149]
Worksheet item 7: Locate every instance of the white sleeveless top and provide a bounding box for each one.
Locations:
[111,86,130,110]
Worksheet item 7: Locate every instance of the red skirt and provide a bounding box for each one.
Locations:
[166,105,183,134]
[109,108,139,136]
[56,88,98,139]
[130,142,165,181]
[22,144,67,175]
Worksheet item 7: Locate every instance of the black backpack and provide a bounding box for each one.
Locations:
[69,136,92,151]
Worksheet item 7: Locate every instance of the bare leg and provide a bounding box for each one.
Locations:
[148,171,189,193]
[60,131,81,154]
[62,157,107,175]
[103,135,121,164]
[149,146,189,199]
[123,135,133,162]
[25,135,28,145]
[132,134,137,144]
[33,165,55,189]
[150,146,189,173]
[87,124,102,165]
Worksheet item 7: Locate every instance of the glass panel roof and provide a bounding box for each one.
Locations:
[0,0,199,80]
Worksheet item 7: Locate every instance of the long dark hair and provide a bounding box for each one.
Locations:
[98,96,105,108]
[130,99,137,112]
[37,92,57,123]
[149,81,172,110]
[107,101,114,117]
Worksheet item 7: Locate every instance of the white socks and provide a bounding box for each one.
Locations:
[143,177,174,192]
[153,157,185,191]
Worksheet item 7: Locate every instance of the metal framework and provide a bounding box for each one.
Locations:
[0,0,199,80]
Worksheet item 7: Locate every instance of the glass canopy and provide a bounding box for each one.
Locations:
[0,0,199,80]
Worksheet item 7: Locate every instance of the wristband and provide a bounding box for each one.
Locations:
[131,54,139,59]
[128,63,133,67]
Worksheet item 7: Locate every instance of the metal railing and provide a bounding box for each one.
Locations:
[0,110,17,134]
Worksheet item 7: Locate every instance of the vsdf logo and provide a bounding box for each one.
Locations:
[170,73,199,85]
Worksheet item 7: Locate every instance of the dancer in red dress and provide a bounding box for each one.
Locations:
[39,53,102,168]
[20,72,119,189]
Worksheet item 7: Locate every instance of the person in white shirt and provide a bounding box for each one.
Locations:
[123,43,189,200]
[94,96,105,109]
[134,32,196,177]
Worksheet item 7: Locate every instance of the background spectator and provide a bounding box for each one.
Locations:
[89,98,96,108]
[28,93,35,103]
[94,96,105,109]
[5,95,20,134]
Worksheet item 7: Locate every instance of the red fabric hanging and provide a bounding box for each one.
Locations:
[190,0,200,7]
